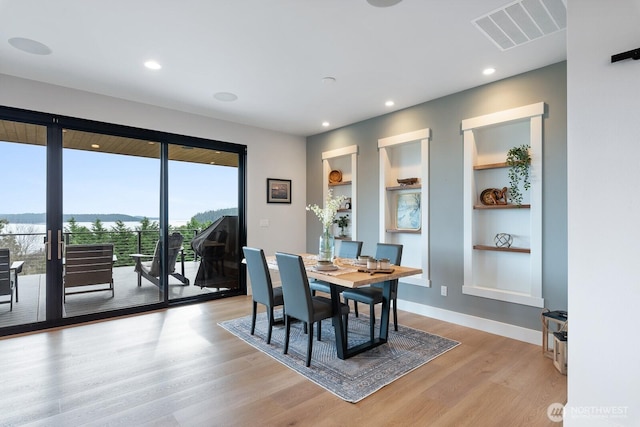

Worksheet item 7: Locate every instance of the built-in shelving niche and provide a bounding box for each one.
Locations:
[462,102,545,307]
[378,129,431,287]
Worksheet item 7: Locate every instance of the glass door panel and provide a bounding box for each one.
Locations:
[0,120,47,327]
[167,145,239,301]
[62,129,162,317]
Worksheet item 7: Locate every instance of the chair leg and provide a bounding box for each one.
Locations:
[266,306,274,344]
[306,322,314,367]
[354,300,359,317]
[317,319,322,341]
[250,301,258,336]
[393,298,398,331]
[344,313,348,335]
[283,316,291,355]
[369,303,375,342]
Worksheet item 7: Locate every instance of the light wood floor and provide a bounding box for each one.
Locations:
[0,296,566,426]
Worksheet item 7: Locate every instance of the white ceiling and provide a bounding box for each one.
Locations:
[0,0,566,137]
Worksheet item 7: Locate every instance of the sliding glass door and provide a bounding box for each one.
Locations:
[0,106,246,335]
[167,145,240,301]
[0,119,48,328]
[61,129,163,317]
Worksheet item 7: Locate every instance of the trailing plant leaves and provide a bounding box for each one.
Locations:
[506,144,531,206]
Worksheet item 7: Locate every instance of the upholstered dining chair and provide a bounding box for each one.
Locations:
[275,252,350,367]
[243,246,284,345]
[310,240,363,296]
[341,243,403,341]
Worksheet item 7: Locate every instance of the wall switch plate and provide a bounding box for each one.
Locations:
[259,219,269,227]
[441,285,448,296]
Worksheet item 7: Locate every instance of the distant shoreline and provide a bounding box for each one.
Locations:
[0,213,158,224]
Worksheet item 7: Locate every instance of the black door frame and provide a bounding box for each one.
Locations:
[0,105,247,337]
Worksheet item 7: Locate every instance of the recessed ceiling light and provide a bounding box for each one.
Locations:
[214,92,238,102]
[367,0,402,7]
[322,76,336,84]
[322,121,330,127]
[483,67,496,75]
[91,144,100,149]
[385,100,395,107]
[144,60,162,70]
[8,37,52,55]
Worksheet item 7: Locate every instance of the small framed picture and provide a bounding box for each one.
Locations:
[267,178,292,204]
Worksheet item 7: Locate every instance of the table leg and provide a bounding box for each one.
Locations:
[330,284,346,360]
[378,280,392,341]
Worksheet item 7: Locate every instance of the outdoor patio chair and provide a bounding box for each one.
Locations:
[131,232,189,287]
[0,248,15,311]
[64,243,115,301]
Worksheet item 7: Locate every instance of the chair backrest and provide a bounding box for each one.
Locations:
[276,252,313,323]
[243,247,275,307]
[149,232,184,276]
[0,248,11,296]
[375,243,403,265]
[64,244,114,288]
[338,240,363,259]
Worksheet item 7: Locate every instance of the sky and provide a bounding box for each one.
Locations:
[0,140,238,221]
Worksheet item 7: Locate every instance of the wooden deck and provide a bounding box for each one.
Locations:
[0,261,237,328]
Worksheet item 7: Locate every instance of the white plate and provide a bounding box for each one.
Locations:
[313,264,338,271]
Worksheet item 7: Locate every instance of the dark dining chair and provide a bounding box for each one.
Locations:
[310,240,363,296]
[243,247,284,345]
[276,252,350,367]
[342,243,403,341]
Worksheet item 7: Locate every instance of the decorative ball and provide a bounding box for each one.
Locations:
[494,233,513,248]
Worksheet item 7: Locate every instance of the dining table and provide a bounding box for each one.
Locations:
[266,254,422,360]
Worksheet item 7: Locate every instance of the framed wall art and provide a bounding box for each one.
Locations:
[396,192,421,230]
[266,178,292,204]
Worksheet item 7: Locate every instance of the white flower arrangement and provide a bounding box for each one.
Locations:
[306,189,347,231]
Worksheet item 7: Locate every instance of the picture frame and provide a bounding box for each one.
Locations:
[266,178,292,204]
[396,192,421,230]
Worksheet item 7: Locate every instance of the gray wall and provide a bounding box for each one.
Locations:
[306,62,567,331]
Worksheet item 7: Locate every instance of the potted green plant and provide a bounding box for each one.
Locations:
[334,214,349,237]
[506,144,531,206]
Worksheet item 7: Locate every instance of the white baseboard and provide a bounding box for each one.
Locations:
[397,300,541,345]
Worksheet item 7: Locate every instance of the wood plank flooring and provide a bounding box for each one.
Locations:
[0,296,567,426]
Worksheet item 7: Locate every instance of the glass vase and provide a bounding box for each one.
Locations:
[318,227,335,262]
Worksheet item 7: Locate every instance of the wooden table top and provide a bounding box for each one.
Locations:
[267,254,422,289]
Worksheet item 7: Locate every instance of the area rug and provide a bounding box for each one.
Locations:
[218,311,459,403]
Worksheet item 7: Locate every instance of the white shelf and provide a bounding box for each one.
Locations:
[322,145,358,242]
[462,102,544,308]
[378,128,431,288]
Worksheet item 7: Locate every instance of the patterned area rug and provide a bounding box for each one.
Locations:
[219,311,459,403]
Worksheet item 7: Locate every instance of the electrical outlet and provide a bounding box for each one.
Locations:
[440,285,448,296]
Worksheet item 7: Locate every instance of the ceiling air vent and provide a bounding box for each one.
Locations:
[473,0,566,51]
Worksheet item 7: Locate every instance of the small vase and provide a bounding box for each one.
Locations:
[318,228,335,262]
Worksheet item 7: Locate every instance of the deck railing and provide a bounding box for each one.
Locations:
[0,229,202,275]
